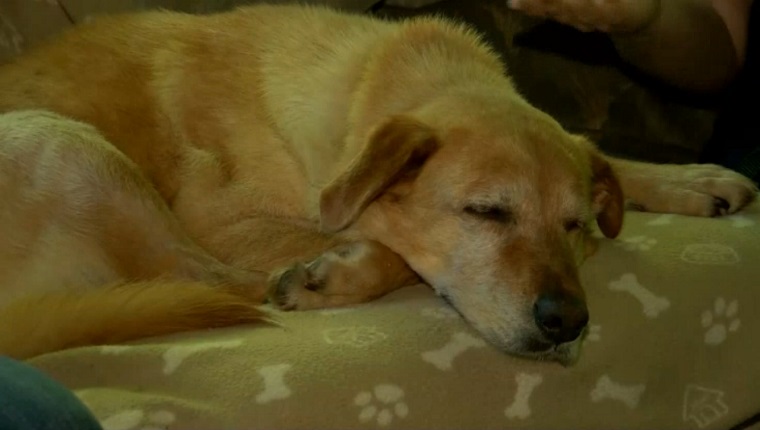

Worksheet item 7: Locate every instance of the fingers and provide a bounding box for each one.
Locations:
[507,0,659,33]
[508,0,601,31]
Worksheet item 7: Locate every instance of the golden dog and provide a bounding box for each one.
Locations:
[0,5,755,364]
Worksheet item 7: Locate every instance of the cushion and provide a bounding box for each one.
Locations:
[29,200,760,430]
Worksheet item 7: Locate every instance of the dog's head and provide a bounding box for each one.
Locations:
[319,93,623,364]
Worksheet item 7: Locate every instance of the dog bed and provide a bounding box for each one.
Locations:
[28,201,760,430]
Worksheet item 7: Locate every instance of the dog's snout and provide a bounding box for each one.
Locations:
[533,293,588,344]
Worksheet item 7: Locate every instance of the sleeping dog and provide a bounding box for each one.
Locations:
[0,5,755,364]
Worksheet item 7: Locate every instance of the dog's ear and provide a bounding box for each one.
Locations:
[589,151,624,238]
[319,116,439,233]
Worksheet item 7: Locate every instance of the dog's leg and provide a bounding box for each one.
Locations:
[608,157,758,216]
[196,218,419,310]
[0,111,266,298]
[267,240,421,310]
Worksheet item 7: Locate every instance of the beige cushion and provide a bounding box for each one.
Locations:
[31,201,760,430]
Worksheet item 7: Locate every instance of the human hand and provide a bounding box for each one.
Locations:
[507,0,661,33]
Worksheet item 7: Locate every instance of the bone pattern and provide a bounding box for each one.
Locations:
[421,332,487,371]
[505,373,543,419]
[609,273,670,318]
[256,364,293,404]
[590,374,646,409]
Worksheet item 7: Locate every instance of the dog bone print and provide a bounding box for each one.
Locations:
[505,373,543,420]
[256,364,293,404]
[590,374,646,409]
[609,273,670,318]
[421,332,486,371]
[647,214,675,226]
[100,409,176,430]
[162,339,243,375]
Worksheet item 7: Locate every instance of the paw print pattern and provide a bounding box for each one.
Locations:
[100,409,175,430]
[354,384,409,427]
[701,298,740,346]
[616,235,657,251]
[421,306,459,320]
[162,339,243,375]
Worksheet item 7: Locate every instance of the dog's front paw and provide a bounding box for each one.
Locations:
[267,263,314,311]
[267,241,415,311]
[628,164,758,217]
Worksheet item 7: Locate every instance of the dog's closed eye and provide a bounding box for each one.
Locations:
[464,204,513,223]
[563,219,586,232]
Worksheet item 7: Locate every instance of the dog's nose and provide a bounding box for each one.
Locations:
[533,293,588,344]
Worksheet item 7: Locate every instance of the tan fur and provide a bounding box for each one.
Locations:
[0,281,265,360]
[0,5,755,363]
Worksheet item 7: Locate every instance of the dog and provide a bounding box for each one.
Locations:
[0,4,755,364]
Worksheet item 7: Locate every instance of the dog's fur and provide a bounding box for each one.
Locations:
[0,5,755,363]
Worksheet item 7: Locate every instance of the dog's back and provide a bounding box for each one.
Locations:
[0,5,502,199]
[0,6,392,195]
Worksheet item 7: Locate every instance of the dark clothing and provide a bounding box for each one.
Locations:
[0,356,102,430]
[701,0,760,183]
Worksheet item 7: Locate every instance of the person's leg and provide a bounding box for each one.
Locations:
[0,356,102,430]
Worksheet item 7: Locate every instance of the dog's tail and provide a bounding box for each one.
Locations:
[0,281,266,360]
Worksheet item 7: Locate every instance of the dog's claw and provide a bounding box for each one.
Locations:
[304,282,320,292]
[712,197,730,217]
[268,264,308,310]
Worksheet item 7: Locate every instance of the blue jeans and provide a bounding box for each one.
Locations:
[0,356,102,430]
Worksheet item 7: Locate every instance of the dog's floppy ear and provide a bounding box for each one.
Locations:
[589,151,624,238]
[320,116,439,232]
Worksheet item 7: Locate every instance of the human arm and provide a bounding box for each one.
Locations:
[508,0,753,93]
